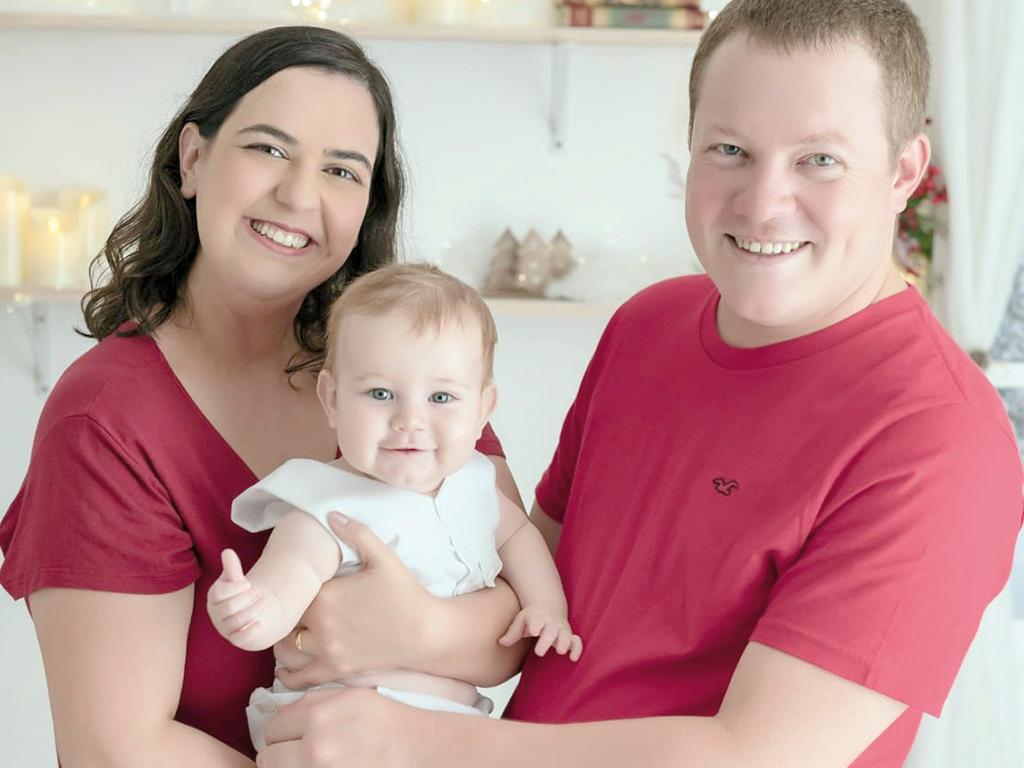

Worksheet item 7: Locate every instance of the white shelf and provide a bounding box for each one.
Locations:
[0,286,619,317]
[0,12,703,47]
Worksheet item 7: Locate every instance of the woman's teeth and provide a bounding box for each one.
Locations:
[734,238,805,255]
[251,219,310,249]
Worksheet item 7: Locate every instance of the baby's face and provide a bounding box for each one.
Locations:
[318,311,496,494]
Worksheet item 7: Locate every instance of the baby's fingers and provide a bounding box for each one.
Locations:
[553,628,572,656]
[498,612,527,646]
[220,549,246,581]
[569,635,583,662]
[533,623,560,656]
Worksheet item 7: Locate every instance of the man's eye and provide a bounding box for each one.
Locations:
[716,144,743,157]
[368,388,393,401]
[430,392,453,404]
[808,153,838,167]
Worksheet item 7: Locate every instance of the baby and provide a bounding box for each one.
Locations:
[206,263,581,748]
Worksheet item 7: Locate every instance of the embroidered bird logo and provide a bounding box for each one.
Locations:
[713,477,740,496]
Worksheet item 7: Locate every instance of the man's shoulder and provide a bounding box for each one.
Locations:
[613,273,715,328]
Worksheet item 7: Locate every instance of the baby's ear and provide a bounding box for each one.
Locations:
[479,382,498,430]
[316,369,339,427]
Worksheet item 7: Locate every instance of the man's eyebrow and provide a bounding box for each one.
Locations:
[238,123,373,172]
[798,131,853,148]
[706,123,750,142]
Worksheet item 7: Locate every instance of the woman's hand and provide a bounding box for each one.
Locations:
[256,687,430,768]
[273,513,441,688]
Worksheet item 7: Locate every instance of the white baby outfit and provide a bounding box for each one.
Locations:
[231,450,504,749]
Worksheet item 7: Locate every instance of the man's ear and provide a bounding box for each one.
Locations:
[179,122,205,199]
[891,132,931,214]
[478,383,498,435]
[317,369,339,428]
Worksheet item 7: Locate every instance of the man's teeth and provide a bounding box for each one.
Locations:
[251,220,310,249]
[734,238,805,255]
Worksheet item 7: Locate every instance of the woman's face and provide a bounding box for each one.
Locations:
[179,67,380,307]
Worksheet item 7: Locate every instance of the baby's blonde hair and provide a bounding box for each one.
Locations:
[323,263,497,382]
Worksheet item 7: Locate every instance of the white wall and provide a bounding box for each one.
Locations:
[0,24,698,765]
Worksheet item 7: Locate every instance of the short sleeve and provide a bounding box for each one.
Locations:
[535,312,622,522]
[475,423,505,459]
[751,405,1024,716]
[0,415,200,600]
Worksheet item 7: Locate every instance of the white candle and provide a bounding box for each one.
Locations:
[57,187,110,278]
[0,177,29,288]
[473,0,553,27]
[23,208,86,290]
[413,0,473,25]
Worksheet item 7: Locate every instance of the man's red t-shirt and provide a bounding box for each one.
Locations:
[0,330,504,758]
[506,276,1022,766]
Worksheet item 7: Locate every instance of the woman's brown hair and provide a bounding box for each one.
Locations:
[81,25,405,378]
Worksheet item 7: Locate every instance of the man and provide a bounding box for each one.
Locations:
[261,1,1023,765]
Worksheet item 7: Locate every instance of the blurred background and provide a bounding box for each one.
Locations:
[1,1,1022,765]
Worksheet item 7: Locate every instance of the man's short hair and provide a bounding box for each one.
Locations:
[688,0,930,161]
[324,263,498,383]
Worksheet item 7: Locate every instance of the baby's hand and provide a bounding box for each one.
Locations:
[206,549,281,652]
[498,601,583,661]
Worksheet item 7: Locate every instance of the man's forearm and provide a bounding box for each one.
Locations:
[422,578,529,686]
[422,711,739,768]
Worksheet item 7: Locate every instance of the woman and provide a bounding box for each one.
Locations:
[0,26,523,766]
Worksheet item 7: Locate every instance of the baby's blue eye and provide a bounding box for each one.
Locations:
[368,388,392,401]
[717,144,743,156]
[808,153,838,167]
[430,392,453,404]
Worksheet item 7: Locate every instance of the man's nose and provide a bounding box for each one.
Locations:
[731,160,797,227]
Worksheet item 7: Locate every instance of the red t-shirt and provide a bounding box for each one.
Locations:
[505,276,1022,766]
[0,329,504,759]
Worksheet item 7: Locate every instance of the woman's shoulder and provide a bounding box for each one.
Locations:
[40,330,177,437]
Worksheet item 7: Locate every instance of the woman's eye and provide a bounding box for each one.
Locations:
[326,166,358,182]
[716,144,743,157]
[808,153,838,167]
[249,144,286,159]
[429,392,453,404]
[368,388,393,401]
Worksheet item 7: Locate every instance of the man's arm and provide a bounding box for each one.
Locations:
[30,587,254,768]
[428,641,904,767]
[260,641,905,767]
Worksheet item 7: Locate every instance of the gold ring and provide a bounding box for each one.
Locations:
[294,629,304,653]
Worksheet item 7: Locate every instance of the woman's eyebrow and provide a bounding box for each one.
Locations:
[238,123,373,171]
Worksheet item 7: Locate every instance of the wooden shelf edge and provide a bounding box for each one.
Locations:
[0,12,703,46]
[0,286,620,317]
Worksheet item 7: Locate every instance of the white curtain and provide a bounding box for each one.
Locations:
[921,0,1024,351]
[904,2,1024,766]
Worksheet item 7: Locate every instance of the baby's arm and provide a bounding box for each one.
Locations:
[494,492,582,661]
[207,509,341,651]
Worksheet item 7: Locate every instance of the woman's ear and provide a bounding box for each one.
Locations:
[178,122,205,199]
[317,369,339,428]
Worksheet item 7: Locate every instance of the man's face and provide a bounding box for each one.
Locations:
[686,35,925,347]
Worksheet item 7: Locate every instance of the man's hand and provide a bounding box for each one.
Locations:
[273,514,439,688]
[207,548,286,651]
[256,687,430,768]
[498,600,583,661]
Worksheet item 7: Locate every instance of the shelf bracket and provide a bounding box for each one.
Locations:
[5,298,54,395]
[550,41,571,149]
